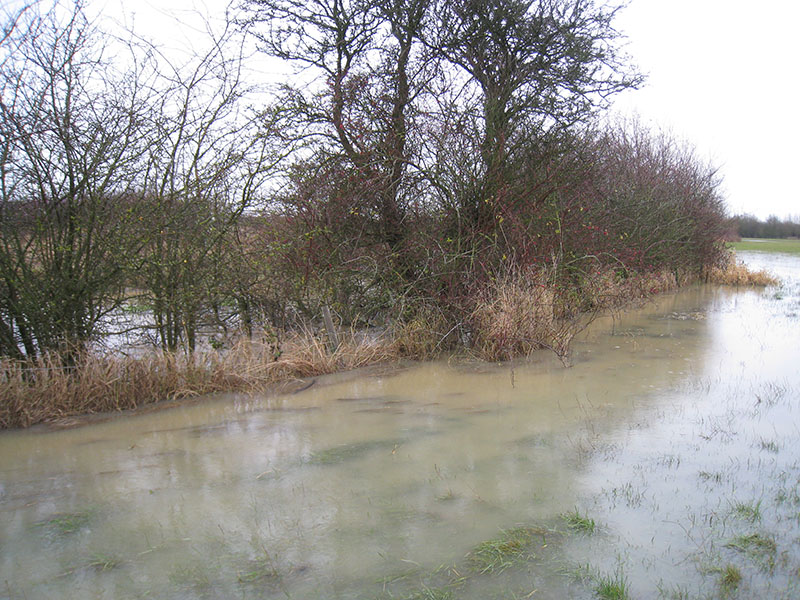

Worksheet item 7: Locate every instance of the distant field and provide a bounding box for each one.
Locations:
[731,238,800,254]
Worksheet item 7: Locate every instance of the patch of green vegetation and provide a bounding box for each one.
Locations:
[561,509,596,534]
[236,555,279,584]
[307,439,400,465]
[593,570,631,600]
[775,485,800,506]
[36,510,92,535]
[731,238,800,254]
[706,563,742,594]
[467,526,551,574]
[86,553,122,572]
[402,584,455,600]
[120,300,153,314]
[731,499,762,523]
[725,533,777,569]
[169,564,212,590]
[566,563,630,600]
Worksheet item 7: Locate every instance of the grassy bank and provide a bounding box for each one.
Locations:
[0,260,776,430]
[0,332,401,429]
[730,238,800,254]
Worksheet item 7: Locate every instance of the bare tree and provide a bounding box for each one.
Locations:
[240,0,433,263]
[433,0,641,230]
[0,1,157,360]
[136,20,283,352]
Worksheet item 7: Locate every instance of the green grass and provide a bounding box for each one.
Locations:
[236,555,279,584]
[36,510,92,535]
[731,238,800,254]
[731,499,762,523]
[725,533,777,569]
[86,552,122,572]
[402,584,455,600]
[594,570,631,600]
[306,439,400,465]
[561,509,596,534]
[706,563,742,594]
[467,526,551,574]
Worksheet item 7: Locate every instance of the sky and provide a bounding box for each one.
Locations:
[90,0,800,220]
[612,0,800,220]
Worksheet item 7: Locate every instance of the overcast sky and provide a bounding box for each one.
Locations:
[94,0,800,220]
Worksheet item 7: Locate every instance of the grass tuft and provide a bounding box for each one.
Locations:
[705,253,779,286]
[86,553,122,572]
[706,563,742,593]
[561,509,596,534]
[466,526,551,574]
[731,500,762,523]
[725,532,777,570]
[593,569,631,600]
[36,510,91,535]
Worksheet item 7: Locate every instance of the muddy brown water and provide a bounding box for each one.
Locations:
[1,252,799,599]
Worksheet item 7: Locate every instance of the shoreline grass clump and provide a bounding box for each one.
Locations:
[0,330,403,429]
[705,253,779,286]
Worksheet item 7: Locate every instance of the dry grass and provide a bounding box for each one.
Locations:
[3,261,740,429]
[706,255,779,286]
[580,267,680,311]
[470,270,572,361]
[469,267,681,362]
[0,331,402,429]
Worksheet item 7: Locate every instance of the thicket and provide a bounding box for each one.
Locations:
[1,0,732,425]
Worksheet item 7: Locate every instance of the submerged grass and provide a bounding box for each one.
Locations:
[705,563,743,594]
[466,526,553,574]
[307,439,400,465]
[85,553,122,572]
[594,571,631,600]
[376,523,565,599]
[731,500,763,523]
[725,533,777,569]
[561,509,597,534]
[36,510,92,535]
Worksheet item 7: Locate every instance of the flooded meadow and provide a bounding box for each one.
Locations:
[1,251,799,599]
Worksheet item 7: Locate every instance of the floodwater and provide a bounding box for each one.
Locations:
[1,252,799,599]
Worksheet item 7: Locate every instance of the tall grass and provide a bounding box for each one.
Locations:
[0,330,401,429]
[2,253,761,429]
[705,254,779,286]
[469,267,681,361]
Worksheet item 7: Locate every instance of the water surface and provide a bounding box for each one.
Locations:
[1,251,798,599]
